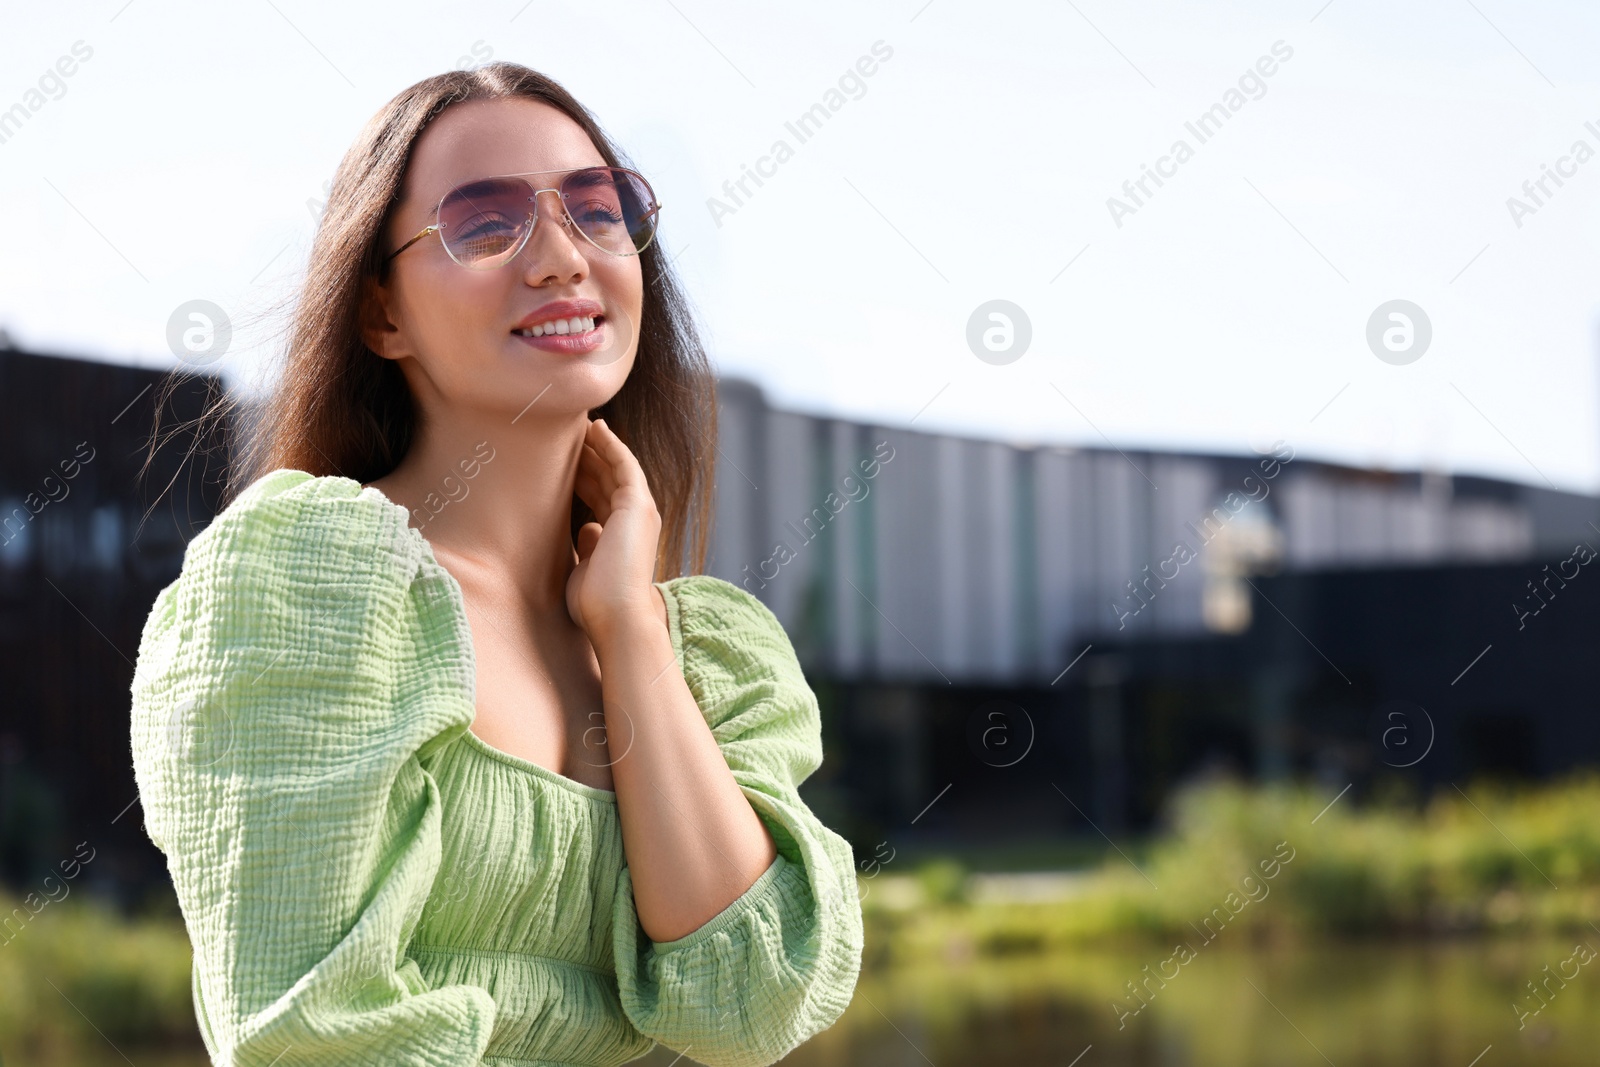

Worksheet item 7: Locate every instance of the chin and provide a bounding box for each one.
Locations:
[497,365,632,420]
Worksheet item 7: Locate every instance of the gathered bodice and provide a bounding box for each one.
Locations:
[129,468,863,1067]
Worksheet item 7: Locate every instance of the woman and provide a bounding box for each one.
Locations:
[129,62,862,1067]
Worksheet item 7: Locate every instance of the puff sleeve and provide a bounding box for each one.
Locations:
[611,575,863,1067]
[128,469,497,1066]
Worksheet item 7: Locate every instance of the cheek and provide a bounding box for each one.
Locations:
[600,258,645,325]
[434,277,503,333]
[402,271,512,363]
[597,259,646,365]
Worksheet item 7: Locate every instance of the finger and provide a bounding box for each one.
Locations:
[576,435,615,500]
[576,522,602,561]
[575,464,613,524]
[581,441,618,500]
[589,420,639,488]
[565,555,589,630]
[587,419,648,493]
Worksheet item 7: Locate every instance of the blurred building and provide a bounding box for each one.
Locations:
[3,346,1599,902]
[709,377,1596,687]
[708,379,1600,846]
[0,344,228,903]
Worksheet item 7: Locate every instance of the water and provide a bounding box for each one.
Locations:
[15,939,1600,1066]
[782,939,1600,1067]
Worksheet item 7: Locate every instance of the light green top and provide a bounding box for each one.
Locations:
[128,469,863,1067]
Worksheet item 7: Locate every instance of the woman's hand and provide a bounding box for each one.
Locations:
[567,418,666,650]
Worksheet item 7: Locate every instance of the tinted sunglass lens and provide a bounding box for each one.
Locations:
[563,168,659,254]
[437,178,533,268]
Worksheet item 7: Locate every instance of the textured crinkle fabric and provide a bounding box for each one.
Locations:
[128,467,863,1067]
[611,560,864,1067]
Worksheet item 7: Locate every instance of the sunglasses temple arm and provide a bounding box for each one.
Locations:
[387,224,438,262]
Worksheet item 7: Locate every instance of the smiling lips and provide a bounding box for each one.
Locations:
[510,299,606,353]
[513,315,595,338]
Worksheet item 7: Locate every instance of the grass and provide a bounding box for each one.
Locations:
[861,772,1600,967]
[0,889,196,1058]
[6,772,1600,1053]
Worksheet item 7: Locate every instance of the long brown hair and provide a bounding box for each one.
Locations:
[144,62,716,581]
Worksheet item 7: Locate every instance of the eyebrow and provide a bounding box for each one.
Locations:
[482,165,612,186]
[561,169,612,190]
[424,167,617,214]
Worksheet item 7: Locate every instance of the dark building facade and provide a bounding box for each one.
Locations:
[0,346,227,906]
[835,559,1600,854]
[3,345,1599,905]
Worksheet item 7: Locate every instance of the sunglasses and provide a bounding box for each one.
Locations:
[385,165,661,270]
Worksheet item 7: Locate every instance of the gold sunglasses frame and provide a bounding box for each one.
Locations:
[385,165,662,267]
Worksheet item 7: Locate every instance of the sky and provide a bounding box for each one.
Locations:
[5,0,1600,492]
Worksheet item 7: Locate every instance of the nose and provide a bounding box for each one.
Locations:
[519,187,588,282]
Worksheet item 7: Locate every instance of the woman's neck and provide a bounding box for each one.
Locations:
[367,411,590,615]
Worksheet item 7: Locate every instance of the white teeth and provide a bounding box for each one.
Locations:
[517,315,596,338]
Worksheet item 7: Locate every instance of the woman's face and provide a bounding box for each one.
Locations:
[366,96,644,423]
